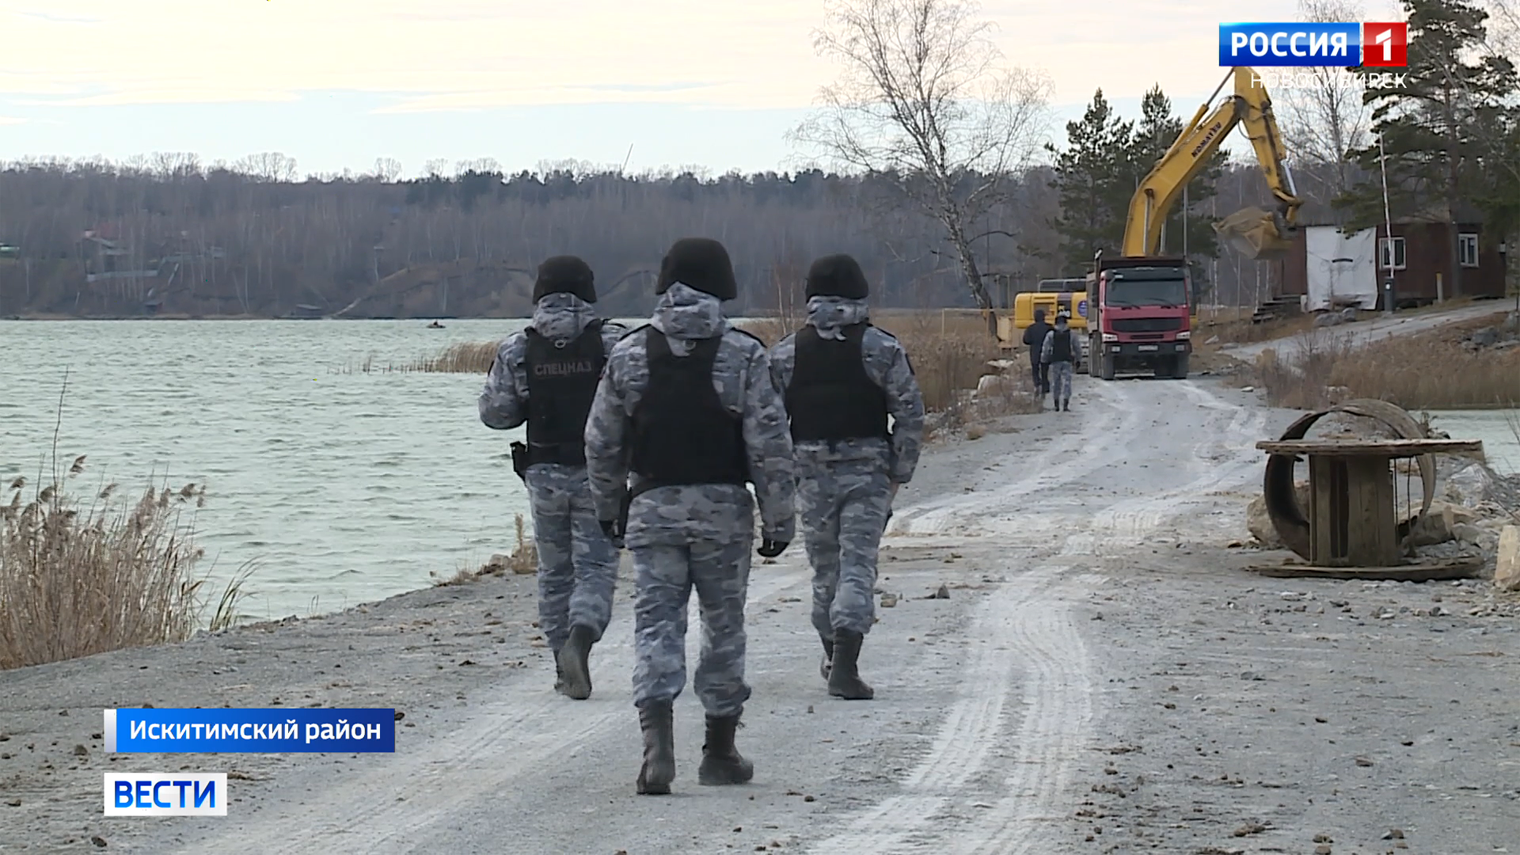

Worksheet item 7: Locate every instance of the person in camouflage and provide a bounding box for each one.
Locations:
[1041,311,1082,412]
[584,237,796,795]
[478,255,625,700]
[767,254,925,701]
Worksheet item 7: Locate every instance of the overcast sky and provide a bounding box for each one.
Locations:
[0,0,1402,177]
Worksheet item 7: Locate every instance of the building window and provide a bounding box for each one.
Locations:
[1379,236,1406,270]
[1458,232,1479,267]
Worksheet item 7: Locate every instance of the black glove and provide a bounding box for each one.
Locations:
[756,539,789,558]
[599,519,625,549]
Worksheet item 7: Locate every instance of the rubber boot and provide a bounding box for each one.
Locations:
[557,624,595,700]
[819,635,835,680]
[635,700,676,795]
[697,714,754,785]
[827,629,874,700]
[553,659,567,694]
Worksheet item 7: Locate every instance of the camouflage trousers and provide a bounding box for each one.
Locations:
[630,534,754,718]
[524,463,619,652]
[1049,361,1075,404]
[797,457,892,638]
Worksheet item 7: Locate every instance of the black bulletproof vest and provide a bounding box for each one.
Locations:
[524,321,604,466]
[1048,328,1074,363]
[784,324,889,442]
[628,328,748,495]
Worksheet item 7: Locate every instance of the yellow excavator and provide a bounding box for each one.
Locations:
[1127,65,1303,261]
[998,66,1304,360]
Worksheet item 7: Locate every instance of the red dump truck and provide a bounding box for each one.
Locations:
[1085,255,1193,380]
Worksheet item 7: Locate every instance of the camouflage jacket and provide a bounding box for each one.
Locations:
[477,293,627,433]
[768,296,926,484]
[584,284,796,546]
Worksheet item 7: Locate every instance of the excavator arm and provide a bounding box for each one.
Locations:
[1121,66,1304,259]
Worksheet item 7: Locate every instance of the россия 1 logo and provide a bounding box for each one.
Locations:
[1219,22,1408,67]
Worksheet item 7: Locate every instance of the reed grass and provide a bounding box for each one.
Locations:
[0,376,252,669]
[435,512,538,586]
[402,341,500,374]
[1252,321,1520,411]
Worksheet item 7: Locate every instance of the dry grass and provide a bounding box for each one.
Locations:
[1199,312,1317,345]
[0,379,251,670]
[434,512,538,586]
[403,341,500,373]
[331,341,501,375]
[1251,319,1520,411]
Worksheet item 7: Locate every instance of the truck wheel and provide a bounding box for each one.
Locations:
[1173,353,1190,379]
[1100,354,1116,381]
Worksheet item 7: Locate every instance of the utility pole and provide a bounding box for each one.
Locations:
[1378,132,1395,315]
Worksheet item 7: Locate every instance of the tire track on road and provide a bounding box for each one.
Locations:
[804,568,1079,855]
[174,562,818,855]
[953,573,1098,855]
[956,385,1262,854]
[886,380,1141,541]
[817,379,1263,854]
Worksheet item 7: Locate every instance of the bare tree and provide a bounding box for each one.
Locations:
[372,158,403,182]
[1277,0,1372,207]
[234,152,299,183]
[1483,0,1520,58]
[787,0,1051,312]
[456,158,501,175]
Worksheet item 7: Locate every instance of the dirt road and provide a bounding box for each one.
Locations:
[1230,301,1510,363]
[3,374,1518,853]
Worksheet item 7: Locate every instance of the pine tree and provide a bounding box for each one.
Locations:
[1336,0,1518,297]
[1047,89,1134,274]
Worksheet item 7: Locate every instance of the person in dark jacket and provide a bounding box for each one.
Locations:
[584,237,796,795]
[767,254,925,701]
[1022,308,1051,398]
[1041,312,1083,411]
[478,256,626,700]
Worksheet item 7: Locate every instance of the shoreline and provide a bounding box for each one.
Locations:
[0,399,1042,852]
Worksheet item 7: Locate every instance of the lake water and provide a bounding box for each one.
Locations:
[1426,410,1520,475]
[0,319,537,623]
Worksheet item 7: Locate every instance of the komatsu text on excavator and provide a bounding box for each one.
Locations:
[1000,67,1303,381]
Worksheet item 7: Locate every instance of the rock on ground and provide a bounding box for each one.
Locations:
[1496,525,1520,591]
[1246,481,1309,548]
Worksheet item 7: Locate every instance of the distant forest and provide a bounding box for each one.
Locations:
[0,155,1303,320]
[1,0,1515,321]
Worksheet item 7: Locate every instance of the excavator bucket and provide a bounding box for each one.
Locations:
[1213,205,1296,260]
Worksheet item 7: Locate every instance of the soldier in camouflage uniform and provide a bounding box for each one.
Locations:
[1041,311,1081,411]
[584,237,796,795]
[478,255,625,700]
[767,254,925,701]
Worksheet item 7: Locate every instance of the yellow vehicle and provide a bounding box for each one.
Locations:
[1125,65,1302,262]
[995,279,1090,366]
[1009,279,1089,330]
[996,67,1303,351]
[1086,66,1303,379]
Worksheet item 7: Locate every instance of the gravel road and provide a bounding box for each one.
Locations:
[1229,302,1510,363]
[2,371,1517,854]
